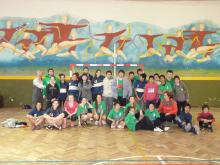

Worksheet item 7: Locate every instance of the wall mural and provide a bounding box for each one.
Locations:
[0,15,220,73]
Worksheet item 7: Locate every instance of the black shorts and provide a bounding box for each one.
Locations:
[63,111,77,121]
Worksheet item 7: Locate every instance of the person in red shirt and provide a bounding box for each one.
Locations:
[62,95,78,128]
[197,104,215,132]
[144,75,158,108]
[158,91,177,123]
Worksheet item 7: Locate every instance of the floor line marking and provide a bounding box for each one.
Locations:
[157,155,166,164]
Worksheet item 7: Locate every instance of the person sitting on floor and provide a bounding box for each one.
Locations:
[26,101,45,130]
[144,103,170,132]
[197,104,215,132]
[77,97,93,127]
[62,95,78,128]
[176,103,200,135]
[107,101,125,129]
[44,99,64,130]
[92,94,107,126]
[158,91,177,124]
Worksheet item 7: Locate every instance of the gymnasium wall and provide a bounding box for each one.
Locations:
[0,80,220,107]
[0,0,220,107]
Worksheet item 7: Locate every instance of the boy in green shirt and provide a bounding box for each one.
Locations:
[158,75,172,100]
[42,68,60,98]
[166,70,175,89]
[144,104,170,132]
[107,102,125,129]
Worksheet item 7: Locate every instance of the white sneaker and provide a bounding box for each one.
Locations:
[95,121,99,126]
[111,125,116,128]
[164,127,170,132]
[154,127,164,132]
[117,125,124,129]
[102,120,106,125]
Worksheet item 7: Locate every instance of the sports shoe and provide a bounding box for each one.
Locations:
[164,127,170,132]
[208,126,213,132]
[117,125,124,129]
[95,121,99,126]
[192,125,200,135]
[154,127,164,132]
[46,125,53,130]
[102,120,106,125]
[111,125,116,128]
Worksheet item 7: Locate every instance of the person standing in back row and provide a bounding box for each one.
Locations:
[116,70,132,107]
[173,75,189,116]
[32,70,44,107]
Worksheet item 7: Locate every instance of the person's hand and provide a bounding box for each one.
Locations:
[78,123,81,127]
[43,96,46,99]
[165,113,170,116]
[204,119,209,123]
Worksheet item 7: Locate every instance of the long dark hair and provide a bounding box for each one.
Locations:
[80,73,89,85]
[95,94,102,112]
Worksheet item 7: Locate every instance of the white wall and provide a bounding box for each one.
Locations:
[0,0,220,28]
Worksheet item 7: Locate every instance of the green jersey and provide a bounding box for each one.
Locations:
[125,103,141,113]
[117,79,123,97]
[108,108,124,121]
[144,109,160,121]
[77,103,89,117]
[125,112,137,131]
[158,82,172,100]
[92,101,107,114]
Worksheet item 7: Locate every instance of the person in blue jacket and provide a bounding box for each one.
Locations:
[68,72,80,101]
[92,69,105,101]
[58,73,69,107]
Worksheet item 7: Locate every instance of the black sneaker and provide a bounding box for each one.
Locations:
[208,127,213,132]
[46,125,53,130]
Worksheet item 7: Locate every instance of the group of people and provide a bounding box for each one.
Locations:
[28,67,215,134]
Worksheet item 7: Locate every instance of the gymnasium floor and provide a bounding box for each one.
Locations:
[0,107,219,165]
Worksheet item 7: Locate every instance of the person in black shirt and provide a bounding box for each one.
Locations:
[46,77,59,109]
